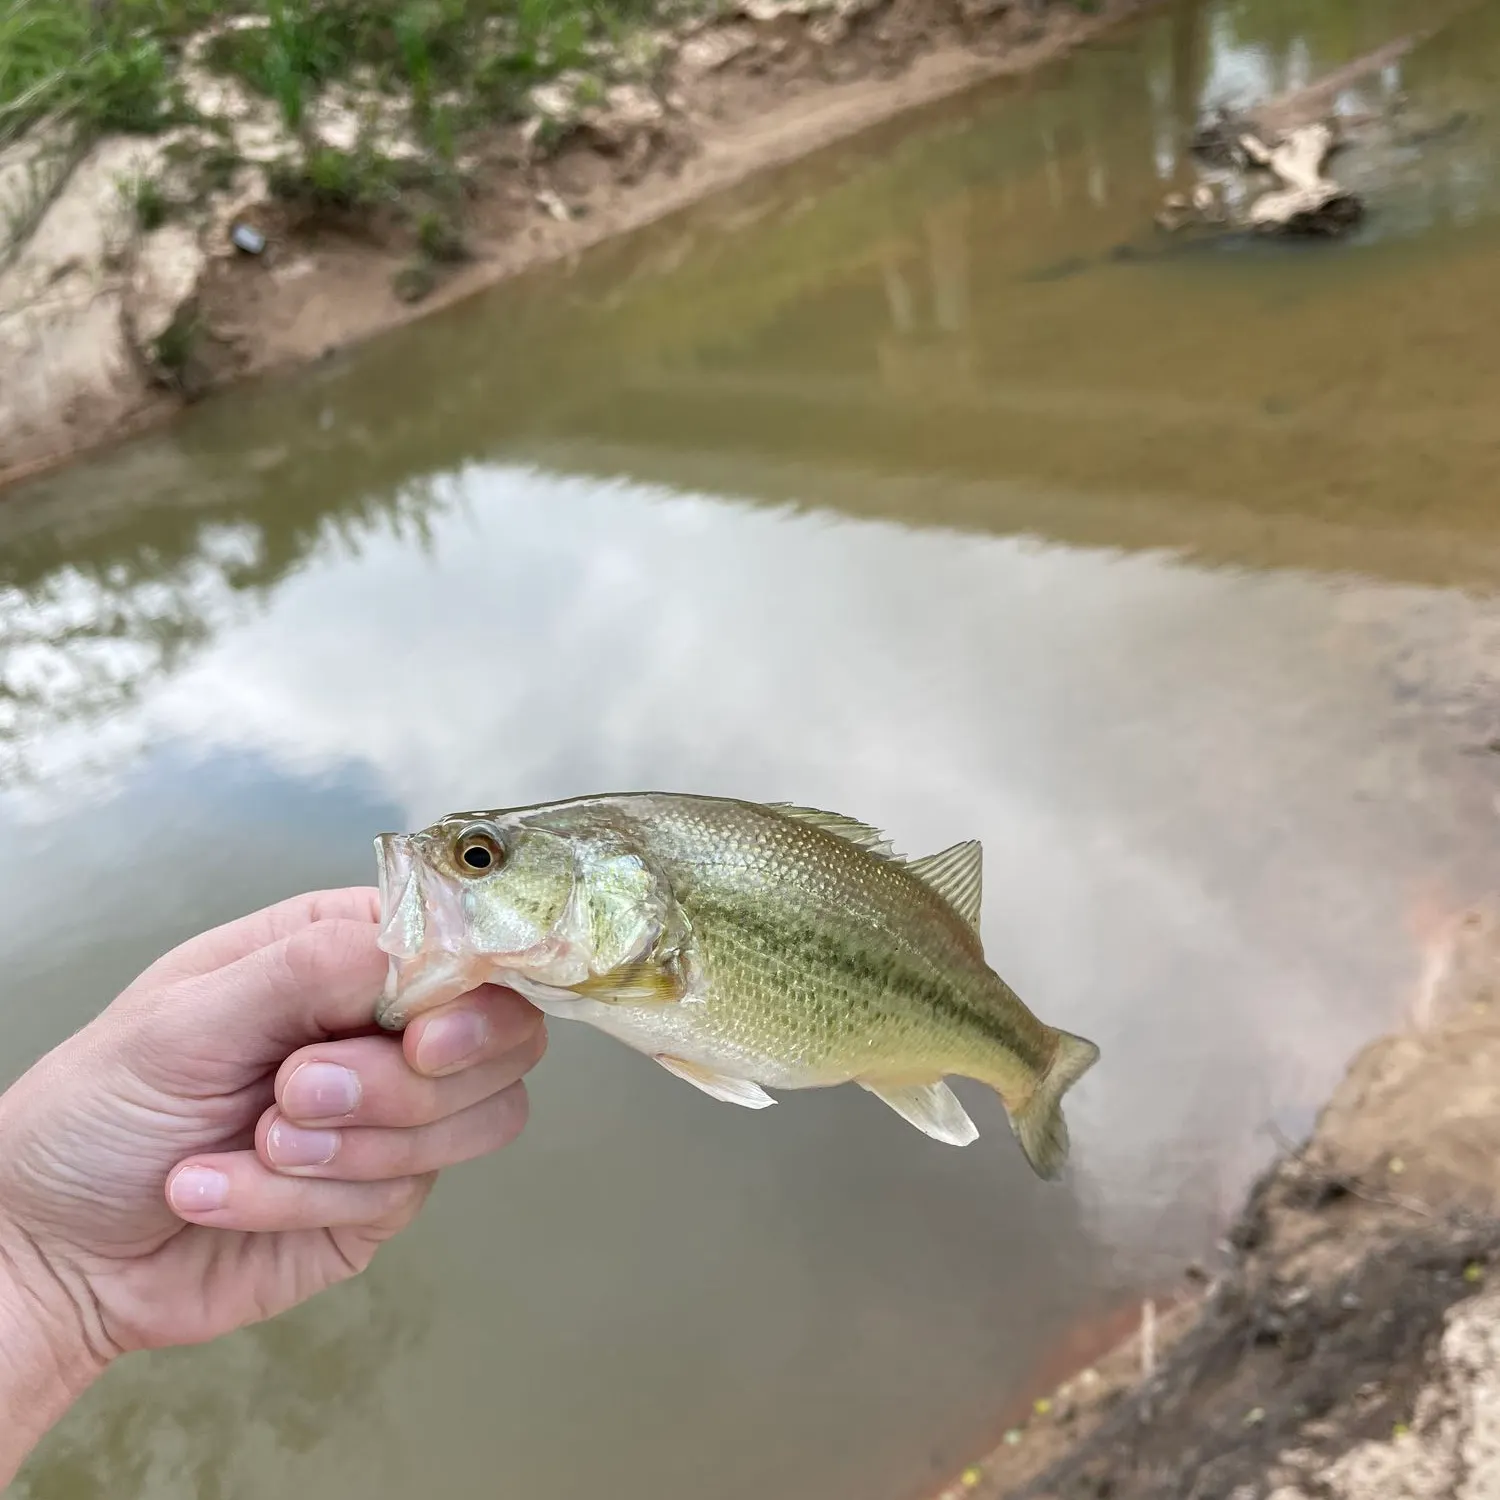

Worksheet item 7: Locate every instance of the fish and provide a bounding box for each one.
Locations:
[372,793,1100,1179]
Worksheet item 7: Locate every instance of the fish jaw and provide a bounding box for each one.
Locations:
[372,831,597,1030]
[374,832,474,1028]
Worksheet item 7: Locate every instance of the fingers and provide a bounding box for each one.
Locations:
[134,888,381,988]
[404,986,542,1078]
[258,991,543,1178]
[255,1083,530,1180]
[149,917,393,1070]
[272,988,545,1127]
[166,1155,434,1233]
[163,987,545,1228]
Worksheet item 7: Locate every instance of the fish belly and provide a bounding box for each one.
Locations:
[509,979,832,1088]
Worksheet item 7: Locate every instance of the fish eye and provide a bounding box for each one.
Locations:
[455,827,504,875]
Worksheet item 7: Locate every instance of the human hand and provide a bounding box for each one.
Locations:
[0,886,544,1464]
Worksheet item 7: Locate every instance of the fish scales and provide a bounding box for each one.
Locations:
[373,791,1099,1179]
[636,797,1051,1081]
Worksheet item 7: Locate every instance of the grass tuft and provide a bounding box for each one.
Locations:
[268,141,397,209]
[414,202,465,259]
[1,0,675,153]
[119,165,169,227]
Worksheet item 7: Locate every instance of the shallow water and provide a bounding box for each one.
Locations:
[6,1,1500,1496]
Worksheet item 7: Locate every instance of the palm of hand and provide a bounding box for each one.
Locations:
[0,889,543,1357]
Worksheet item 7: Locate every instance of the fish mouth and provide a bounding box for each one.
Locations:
[372,832,473,1031]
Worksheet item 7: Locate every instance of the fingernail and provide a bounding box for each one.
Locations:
[414,1007,489,1074]
[282,1062,361,1121]
[266,1119,340,1168]
[169,1166,228,1214]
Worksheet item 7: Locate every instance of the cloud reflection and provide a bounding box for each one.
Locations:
[2,458,1466,1269]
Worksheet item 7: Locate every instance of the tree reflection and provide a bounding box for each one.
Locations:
[0,470,447,791]
[14,1270,429,1500]
[5,0,1500,792]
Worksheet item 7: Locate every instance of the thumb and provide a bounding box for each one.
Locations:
[127,918,392,1081]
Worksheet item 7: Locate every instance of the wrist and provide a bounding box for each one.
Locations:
[0,1221,110,1483]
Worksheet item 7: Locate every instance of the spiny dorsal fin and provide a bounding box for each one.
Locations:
[907,840,983,932]
[765,803,900,859]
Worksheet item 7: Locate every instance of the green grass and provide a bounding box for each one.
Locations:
[197,136,240,189]
[415,203,465,259]
[149,303,201,385]
[1,0,695,282]
[118,164,169,226]
[267,140,398,207]
[1,0,675,152]
[203,0,360,128]
[0,0,215,142]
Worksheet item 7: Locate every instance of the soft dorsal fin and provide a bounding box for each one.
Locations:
[907,840,983,932]
[765,803,899,859]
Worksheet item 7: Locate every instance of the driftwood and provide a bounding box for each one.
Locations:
[1156,117,1363,238]
[1161,30,1447,240]
[1240,121,1363,235]
[1190,29,1427,164]
[1245,33,1424,138]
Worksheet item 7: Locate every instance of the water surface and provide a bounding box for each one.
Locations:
[6,2,1500,1496]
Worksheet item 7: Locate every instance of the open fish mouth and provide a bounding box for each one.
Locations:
[375,833,420,958]
[372,831,473,1030]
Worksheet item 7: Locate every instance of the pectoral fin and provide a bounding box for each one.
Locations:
[569,955,688,1005]
[655,1055,776,1109]
[860,1078,979,1146]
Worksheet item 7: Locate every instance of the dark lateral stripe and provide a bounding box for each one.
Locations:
[695,899,1034,1058]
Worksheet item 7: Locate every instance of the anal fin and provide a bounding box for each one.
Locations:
[860,1078,979,1146]
[655,1054,776,1109]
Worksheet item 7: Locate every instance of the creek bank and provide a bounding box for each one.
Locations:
[0,0,1147,492]
[932,896,1500,1500]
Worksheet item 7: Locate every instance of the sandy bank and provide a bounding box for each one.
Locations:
[933,897,1500,1500]
[0,0,1149,492]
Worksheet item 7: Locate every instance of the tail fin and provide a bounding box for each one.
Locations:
[1009,1027,1100,1181]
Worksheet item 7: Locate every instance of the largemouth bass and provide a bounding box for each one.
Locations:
[373,793,1099,1179]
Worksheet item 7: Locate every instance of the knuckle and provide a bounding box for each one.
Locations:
[393,1173,434,1215]
[368,1174,411,1213]
[380,1131,420,1179]
[482,989,544,1044]
[496,1022,547,1075]
[278,921,330,986]
[383,1080,440,1132]
[495,1079,530,1138]
[282,918,375,992]
[526,1021,549,1066]
[409,1075,448,1127]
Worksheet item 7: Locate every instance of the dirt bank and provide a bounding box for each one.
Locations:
[932,897,1500,1500]
[0,0,1149,493]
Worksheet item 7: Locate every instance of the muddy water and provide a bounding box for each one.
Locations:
[7,2,1500,1497]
